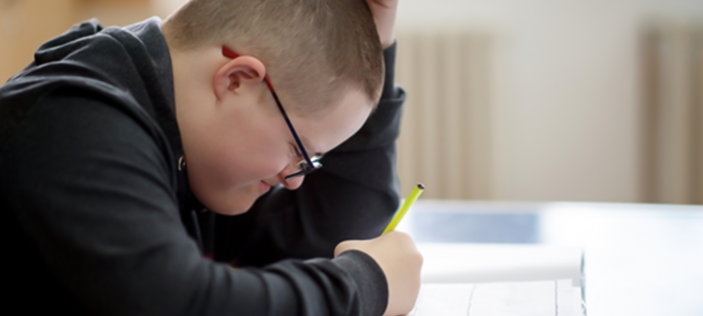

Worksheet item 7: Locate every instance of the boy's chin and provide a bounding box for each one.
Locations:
[208,194,258,216]
[196,183,267,216]
[210,202,252,216]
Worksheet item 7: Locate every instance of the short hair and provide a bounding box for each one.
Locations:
[164,0,384,115]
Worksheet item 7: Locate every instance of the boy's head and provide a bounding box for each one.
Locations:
[165,0,384,115]
[161,0,384,215]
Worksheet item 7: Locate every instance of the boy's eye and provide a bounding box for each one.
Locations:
[291,145,303,158]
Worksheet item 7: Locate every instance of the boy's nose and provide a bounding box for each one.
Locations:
[279,163,305,190]
[281,174,304,190]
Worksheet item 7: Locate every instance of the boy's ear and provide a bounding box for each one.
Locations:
[213,56,267,101]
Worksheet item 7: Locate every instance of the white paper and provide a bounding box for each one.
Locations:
[406,280,584,316]
[419,243,584,287]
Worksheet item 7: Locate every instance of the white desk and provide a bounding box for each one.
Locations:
[398,200,703,316]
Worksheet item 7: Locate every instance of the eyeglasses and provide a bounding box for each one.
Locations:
[222,46,322,179]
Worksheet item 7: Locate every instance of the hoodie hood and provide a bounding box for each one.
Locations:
[2,17,179,155]
[0,17,205,222]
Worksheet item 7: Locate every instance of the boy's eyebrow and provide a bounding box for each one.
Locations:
[299,135,325,157]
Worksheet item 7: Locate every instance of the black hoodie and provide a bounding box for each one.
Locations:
[0,17,405,316]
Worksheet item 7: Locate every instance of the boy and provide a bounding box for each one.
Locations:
[0,0,421,315]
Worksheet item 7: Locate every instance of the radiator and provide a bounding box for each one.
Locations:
[641,22,703,204]
[395,32,493,200]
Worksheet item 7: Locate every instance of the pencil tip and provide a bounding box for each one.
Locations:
[417,183,425,190]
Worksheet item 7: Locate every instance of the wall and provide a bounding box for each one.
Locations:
[0,0,154,82]
[1,0,76,81]
[396,0,703,202]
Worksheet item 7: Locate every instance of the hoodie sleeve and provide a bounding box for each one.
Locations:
[215,42,405,265]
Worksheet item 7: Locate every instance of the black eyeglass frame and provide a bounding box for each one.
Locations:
[221,46,322,179]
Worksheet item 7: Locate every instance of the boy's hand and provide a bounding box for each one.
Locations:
[335,231,422,316]
[365,0,398,49]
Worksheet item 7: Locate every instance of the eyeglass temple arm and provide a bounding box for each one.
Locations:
[267,88,316,167]
[221,46,316,167]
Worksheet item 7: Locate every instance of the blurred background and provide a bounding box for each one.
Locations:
[1,0,702,204]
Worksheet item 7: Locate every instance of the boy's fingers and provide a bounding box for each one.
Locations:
[365,0,398,49]
[335,232,422,315]
[367,0,398,9]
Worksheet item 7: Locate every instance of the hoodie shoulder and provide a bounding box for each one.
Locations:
[0,17,176,165]
[38,19,103,53]
[31,19,107,68]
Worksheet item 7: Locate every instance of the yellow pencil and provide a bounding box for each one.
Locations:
[382,183,425,235]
